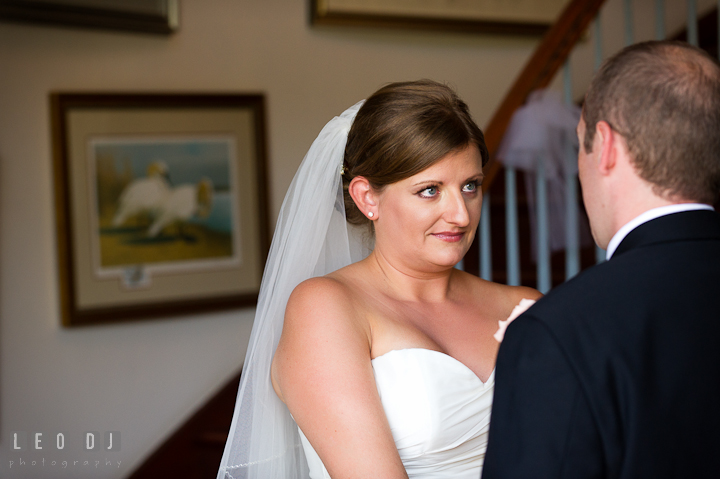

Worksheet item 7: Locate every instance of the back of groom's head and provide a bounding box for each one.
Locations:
[583,40,720,204]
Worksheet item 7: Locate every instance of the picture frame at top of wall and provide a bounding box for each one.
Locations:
[0,0,178,35]
[51,93,270,326]
[311,0,571,35]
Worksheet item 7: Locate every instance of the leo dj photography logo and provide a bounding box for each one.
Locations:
[7,431,122,472]
[12,431,120,452]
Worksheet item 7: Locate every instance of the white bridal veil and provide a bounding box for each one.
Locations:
[217,101,369,479]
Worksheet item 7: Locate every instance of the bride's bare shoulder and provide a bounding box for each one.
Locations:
[288,275,351,308]
[460,271,542,310]
[290,259,367,301]
[290,261,362,300]
[285,267,367,327]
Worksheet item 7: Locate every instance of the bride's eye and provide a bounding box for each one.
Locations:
[418,185,438,198]
[462,181,478,193]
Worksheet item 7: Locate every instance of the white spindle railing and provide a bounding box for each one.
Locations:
[480,193,492,281]
[536,156,551,293]
[564,60,581,279]
[504,167,520,286]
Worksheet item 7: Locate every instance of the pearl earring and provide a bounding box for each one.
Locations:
[368,212,374,218]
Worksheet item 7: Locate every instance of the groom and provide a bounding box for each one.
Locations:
[482,40,720,478]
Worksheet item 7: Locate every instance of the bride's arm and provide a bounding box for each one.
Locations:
[272,277,408,479]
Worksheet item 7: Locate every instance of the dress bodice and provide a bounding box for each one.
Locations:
[299,348,494,478]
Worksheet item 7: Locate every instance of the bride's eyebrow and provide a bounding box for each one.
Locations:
[412,180,443,187]
[411,174,484,187]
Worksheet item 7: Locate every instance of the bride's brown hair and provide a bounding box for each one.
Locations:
[342,79,488,227]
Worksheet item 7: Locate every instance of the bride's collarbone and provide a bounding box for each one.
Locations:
[329,268,506,376]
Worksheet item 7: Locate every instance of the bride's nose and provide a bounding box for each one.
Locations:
[444,191,470,227]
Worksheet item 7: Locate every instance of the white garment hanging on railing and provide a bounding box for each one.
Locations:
[497,89,590,258]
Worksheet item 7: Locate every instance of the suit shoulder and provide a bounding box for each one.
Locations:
[519,262,618,332]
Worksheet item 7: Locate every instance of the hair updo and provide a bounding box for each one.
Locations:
[342,80,489,228]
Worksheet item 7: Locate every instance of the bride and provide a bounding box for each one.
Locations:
[217,80,540,479]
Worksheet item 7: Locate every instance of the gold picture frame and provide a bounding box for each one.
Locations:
[311,0,570,35]
[51,93,270,326]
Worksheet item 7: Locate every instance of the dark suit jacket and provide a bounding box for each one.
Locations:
[482,210,720,479]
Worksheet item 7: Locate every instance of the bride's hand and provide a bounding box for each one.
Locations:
[494,298,537,342]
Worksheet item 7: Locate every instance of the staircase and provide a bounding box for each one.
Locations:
[480,168,599,289]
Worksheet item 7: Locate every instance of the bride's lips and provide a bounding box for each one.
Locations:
[431,231,465,242]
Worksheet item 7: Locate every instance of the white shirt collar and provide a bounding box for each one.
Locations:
[605,203,714,260]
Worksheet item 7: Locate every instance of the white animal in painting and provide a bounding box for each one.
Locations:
[113,161,171,227]
[147,178,214,238]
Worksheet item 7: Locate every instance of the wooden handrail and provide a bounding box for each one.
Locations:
[481,0,607,190]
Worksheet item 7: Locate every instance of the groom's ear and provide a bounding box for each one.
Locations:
[348,176,378,212]
[594,121,618,175]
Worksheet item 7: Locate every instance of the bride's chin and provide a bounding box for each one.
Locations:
[428,252,467,270]
[439,245,471,264]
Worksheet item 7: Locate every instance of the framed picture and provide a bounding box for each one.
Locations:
[0,0,178,35]
[51,93,270,326]
[311,0,570,35]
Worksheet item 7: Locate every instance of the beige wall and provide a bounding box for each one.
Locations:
[0,1,538,477]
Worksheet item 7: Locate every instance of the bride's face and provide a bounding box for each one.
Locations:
[374,144,484,272]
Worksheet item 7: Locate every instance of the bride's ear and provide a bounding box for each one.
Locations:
[348,176,378,219]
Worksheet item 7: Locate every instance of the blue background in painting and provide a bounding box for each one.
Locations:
[96,139,235,233]
[96,140,232,191]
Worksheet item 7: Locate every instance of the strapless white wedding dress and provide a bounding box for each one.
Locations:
[299,348,494,478]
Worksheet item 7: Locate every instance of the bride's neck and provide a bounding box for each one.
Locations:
[364,248,457,303]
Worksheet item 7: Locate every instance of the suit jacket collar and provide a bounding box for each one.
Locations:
[613,210,720,258]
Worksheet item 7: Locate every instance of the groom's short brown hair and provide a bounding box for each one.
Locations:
[583,40,720,204]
